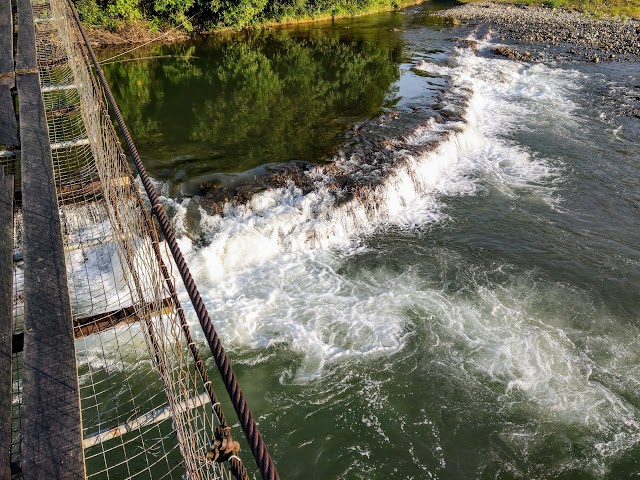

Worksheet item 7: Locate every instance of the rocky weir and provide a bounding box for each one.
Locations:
[198,75,472,235]
[194,2,639,238]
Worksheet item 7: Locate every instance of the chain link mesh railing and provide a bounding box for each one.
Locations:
[8,0,251,478]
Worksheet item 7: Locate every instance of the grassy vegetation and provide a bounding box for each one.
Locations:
[74,0,639,41]
[459,0,640,19]
[74,0,421,33]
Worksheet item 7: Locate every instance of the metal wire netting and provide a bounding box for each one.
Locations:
[8,0,240,478]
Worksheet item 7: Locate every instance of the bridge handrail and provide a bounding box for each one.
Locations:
[66,2,280,479]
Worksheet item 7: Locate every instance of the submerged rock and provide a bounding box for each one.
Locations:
[198,74,471,215]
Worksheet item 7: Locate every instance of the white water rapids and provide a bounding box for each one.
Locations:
[167,41,571,374]
[163,41,640,475]
[59,32,640,477]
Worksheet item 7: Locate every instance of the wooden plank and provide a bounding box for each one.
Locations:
[83,392,210,449]
[0,170,14,480]
[12,298,174,353]
[0,85,19,149]
[74,298,173,338]
[15,0,37,73]
[0,0,14,87]
[18,71,85,479]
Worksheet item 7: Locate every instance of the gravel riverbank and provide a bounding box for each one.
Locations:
[435,2,640,62]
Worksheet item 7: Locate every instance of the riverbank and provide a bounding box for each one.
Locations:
[435,2,640,61]
[84,0,426,46]
[86,23,188,46]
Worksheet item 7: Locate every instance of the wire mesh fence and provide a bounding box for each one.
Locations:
[8,0,244,478]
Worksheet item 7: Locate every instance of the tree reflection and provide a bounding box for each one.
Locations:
[101,28,402,185]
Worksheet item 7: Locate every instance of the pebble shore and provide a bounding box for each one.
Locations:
[435,2,640,62]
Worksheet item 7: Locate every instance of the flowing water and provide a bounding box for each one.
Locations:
[100,2,640,477]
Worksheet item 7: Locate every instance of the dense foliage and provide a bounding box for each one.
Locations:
[74,0,414,31]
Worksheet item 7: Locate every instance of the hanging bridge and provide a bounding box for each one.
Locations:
[0,0,278,478]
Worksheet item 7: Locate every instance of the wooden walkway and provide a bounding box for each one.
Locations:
[1,1,276,479]
[0,0,14,89]
[2,0,86,476]
[0,0,18,476]
[0,166,14,480]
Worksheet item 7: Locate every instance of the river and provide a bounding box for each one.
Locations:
[99,2,640,477]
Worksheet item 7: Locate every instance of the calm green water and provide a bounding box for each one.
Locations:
[101,3,640,478]
[102,13,414,196]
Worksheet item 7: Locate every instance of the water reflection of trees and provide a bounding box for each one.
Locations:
[102,31,401,179]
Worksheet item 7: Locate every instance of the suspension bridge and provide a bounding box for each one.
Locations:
[0,0,278,478]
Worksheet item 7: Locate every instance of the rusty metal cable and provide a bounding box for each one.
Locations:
[229,456,251,480]
[66,2,280,479]
[149,226,251,480]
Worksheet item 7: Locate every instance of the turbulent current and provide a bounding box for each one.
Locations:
[101,3,640,478]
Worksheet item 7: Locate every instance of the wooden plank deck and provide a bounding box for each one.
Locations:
[0,0,16,473]
[16,0,85,474]
[18,71,86,480]
[15,0,37,73]
[0,85,19,150]
[0,0,14,87]
[0,170,14,480]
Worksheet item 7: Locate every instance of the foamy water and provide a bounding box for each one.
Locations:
[150,39,640,475]
[60,8,640,475]
[162,43,577,375]
[415,267,640,472]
